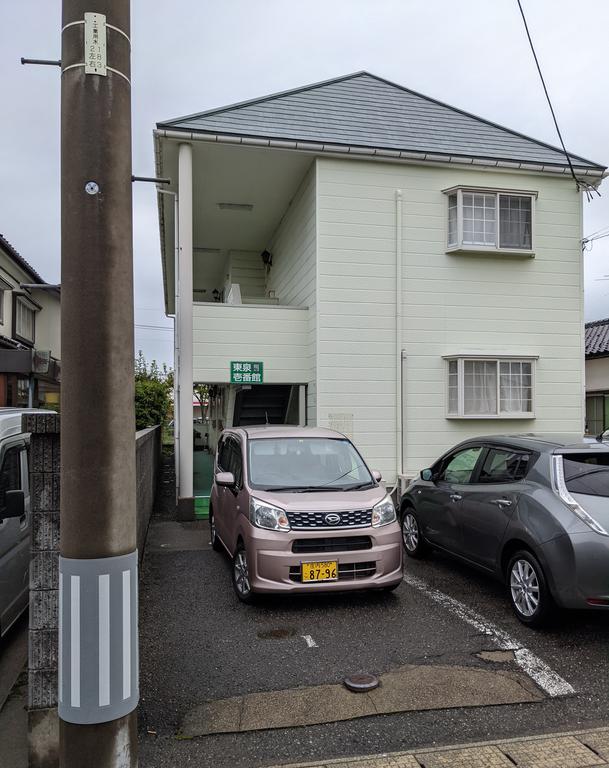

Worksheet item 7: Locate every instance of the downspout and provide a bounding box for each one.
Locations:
[390,189,403,498]
[158,187,179,499]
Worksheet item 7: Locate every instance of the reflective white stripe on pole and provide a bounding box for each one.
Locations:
[58,551,138,724]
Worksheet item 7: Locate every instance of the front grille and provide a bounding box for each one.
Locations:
[287,509,373,529]
[292,536,372,554]
[289,561,376,582]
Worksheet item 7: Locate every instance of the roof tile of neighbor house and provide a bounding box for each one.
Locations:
[158,72,605,171]
[586,318,609,358]
[0,233,46,284]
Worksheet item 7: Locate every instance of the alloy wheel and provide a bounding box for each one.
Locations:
[402,513,419,552]
[510,558,540,617]
[234,550,251,596]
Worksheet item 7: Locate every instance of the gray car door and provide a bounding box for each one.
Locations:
[416,445,484,552]
[0,441,28,635]
[457,447,530,570]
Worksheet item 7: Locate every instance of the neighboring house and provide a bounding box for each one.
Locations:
[0,234,60,408]
[585,318,609,435]
[154,71,606,515]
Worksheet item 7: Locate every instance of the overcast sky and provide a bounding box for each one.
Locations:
[1,0,608,368]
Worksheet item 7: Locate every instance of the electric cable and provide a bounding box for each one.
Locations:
[515,0,599,199]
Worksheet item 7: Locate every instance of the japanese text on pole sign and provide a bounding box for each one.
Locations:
[84,13,107,75]
[231,361,263,384]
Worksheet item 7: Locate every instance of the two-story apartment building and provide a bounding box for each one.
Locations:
[0,234,60,408]
[154,72,606,517]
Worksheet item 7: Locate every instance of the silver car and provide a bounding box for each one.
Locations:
[400,434,609,627]
[0,409,36,637]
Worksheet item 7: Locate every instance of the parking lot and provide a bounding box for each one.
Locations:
[138,514,609,768]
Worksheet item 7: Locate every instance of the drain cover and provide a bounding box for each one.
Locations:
[343,673,379,692]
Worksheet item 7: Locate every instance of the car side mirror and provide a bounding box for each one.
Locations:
[215,471,235,488]
[371,470,382,483]
[421,468,434,482]
[1,490,25,521]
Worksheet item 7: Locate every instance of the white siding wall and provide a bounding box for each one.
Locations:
[267,163,317,424]
[586,357,609,392]
[31,290,60,358]
[316,158,584,481]
[193,303,309,383]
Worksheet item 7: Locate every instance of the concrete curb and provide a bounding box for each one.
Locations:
[268,724,609,767]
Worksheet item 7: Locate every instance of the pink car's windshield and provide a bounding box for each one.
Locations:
[247,437,375,492]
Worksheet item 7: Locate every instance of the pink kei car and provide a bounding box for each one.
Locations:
[209,426,403,602]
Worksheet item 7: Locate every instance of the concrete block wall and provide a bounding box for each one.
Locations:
[23,412,60,768]
[135,426,162,561]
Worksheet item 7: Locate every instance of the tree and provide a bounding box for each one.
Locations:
[134,351,173,430]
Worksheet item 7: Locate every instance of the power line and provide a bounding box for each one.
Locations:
[515,0,598,199]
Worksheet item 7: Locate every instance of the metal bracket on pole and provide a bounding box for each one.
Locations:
[131,175,171,184]
[21,58,62,66]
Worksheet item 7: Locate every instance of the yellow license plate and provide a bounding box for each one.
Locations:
[302,561,338,582]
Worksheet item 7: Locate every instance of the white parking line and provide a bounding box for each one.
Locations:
[402,573,574,698]
[302,634,318,648]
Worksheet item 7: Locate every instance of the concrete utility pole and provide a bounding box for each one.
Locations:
[59,1,138,766]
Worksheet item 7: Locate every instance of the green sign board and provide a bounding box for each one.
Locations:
[230,361,263,384]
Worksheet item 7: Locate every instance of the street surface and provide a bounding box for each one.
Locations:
[139,512,609,768]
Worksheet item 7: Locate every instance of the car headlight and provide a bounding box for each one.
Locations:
[249,497,291,532]
[372,495,397,527]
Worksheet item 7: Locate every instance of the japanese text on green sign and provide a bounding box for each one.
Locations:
[231,361,263,384]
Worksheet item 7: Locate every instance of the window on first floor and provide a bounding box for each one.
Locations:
[445,188,534,252]
[586,394,609,436]
[447,357,535,418]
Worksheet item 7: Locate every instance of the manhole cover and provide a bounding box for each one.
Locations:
[343,673,379,692]
[257,628,296,640]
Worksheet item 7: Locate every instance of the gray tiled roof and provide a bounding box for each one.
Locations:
[159,72,604,170]
[0,233,46,284]
[586,318,609,357]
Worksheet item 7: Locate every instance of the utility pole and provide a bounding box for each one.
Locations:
[59,1,137,766]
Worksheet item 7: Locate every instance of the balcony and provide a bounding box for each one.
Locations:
[192,302,310,384]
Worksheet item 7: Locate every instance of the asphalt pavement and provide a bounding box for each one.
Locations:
[138,503,609,768]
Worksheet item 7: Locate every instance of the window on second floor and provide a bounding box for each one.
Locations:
[445,188,535,253]
[447,357,535,418]
[15,297,35,344]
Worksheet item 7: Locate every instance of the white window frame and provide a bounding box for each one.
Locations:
[443,186,537,256]
[15,296,36,344]
[445,355,537,419]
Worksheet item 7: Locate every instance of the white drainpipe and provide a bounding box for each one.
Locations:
[395,189,403,493]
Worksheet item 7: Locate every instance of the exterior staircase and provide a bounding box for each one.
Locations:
[233,385,292,426]
[227,251,279,305]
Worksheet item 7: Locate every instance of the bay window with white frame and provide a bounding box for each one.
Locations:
[447,357,535,418]
[445,187,535,253]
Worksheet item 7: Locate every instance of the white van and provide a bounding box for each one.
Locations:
[0,409,48,637]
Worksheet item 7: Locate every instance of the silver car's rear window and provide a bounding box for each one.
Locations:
[562,453,609,498]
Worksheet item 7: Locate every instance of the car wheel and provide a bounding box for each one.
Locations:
[209,508,223,552]
[401,507,428,559]
[507,550,553,627]
[232,544,256,604]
